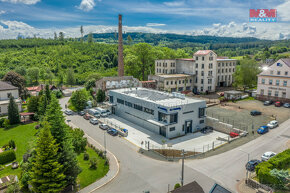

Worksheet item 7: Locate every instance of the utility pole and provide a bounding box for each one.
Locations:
[181,149,186,186]
[239,149,250,183]
[104,131,107,157]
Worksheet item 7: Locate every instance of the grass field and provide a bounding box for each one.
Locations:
[77,147,109,188]
[0,123,38,178]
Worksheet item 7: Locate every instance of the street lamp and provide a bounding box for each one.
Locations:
[180,149,187,186]
[104,130,107,157]
[239,149,250,183]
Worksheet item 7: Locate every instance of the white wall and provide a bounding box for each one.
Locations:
[0,89,19,101]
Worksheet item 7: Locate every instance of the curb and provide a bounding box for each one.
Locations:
[85,135,120,193]
[66,120,120,193]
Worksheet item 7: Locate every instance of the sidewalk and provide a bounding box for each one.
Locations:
[67,121,120,193]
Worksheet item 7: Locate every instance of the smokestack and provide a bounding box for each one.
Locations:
[118,14,124,77]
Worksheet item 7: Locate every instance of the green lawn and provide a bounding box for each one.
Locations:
[231,56,243,60]
[0,123,38,178]
[77,147,109,188]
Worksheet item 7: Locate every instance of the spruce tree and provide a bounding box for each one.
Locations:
[8,96,20,125]
[29,122,66,193]
[38,94,47,116]
[45,95,81,186]
[45,84,51,103]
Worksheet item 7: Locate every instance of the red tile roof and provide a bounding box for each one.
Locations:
[194,50,212,56]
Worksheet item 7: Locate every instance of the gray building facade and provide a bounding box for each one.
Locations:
[108,88,206,139]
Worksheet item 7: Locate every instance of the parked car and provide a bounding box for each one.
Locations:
[89,118,98,125]
[261,151,276,161]
[106,109,112,115]
[107,128,118,136]
[250,110,262,116]
[201,126,213,134]
[246,159,261,172]
[263,100,273,106]
[64,109,73,115]
[257,126,269,134]
[99,123,109,130]
[94,113,101,118]
[267,120,278,129]
[230,132,239,138]
[100,112,108,118]
[283,103,290,108]
[275,101,282,107]
[83,113,91,120]
[78,111,85,116]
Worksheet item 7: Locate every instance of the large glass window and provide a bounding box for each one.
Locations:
[158,112,167,123]
[199,108,205,118]
[170,113,178,123]
[109,96,114,103]
[144,107,154,115]
[117,98,124,104]
[133,104,143,111]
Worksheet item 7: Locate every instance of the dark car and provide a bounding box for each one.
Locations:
[107,128,118,136]
[201,126,213,134]
[78,111,85,116]
[257,126,269,134]
[283,103,290,108]
[246,159,261,172]
[250,110,262,116]
[275,101,282,107]
[263,100,273,106]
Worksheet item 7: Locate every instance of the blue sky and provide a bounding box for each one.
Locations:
[0,0,289,39]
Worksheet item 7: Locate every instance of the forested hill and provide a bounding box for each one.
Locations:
[85,32,261,44]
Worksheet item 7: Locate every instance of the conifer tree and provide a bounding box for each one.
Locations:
[29,122,66,193]
[8,96,20,124]
[38,94,47,116]
[45,95,81,186]
[45,84,51,104]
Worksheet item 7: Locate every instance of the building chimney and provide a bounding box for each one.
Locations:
[118,14,124,77]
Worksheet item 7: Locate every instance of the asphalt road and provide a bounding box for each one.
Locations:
[60,98,216,193]
[60,97,290,193]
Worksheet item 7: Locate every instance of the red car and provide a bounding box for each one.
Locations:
[275,101,282,107]
[83,113,91,120]
[230,132,239,138]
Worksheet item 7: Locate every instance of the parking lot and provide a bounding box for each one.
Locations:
[207,100,290,132]
[98,115,229,153]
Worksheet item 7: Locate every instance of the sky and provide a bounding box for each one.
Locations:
[0,0,290,40]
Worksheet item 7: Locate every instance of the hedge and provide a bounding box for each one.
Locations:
[255,149,290,187]
[0,150,16,164]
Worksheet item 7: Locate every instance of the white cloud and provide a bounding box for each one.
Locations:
[163,1,185,7]
[0,10,6,15]
[146,23,166,27]
[0,20,289,40]
[78,0,96,12]
[276,0,290,21]
[0,0,40,5]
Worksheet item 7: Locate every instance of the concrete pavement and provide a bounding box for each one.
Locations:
[60,97,290,193]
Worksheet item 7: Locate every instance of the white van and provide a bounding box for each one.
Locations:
[95,107,108,117]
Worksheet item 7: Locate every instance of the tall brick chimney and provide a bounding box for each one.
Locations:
[118,14,124,77]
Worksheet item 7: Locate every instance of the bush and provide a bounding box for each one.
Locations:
[83,153,89,161]
[8,140,16,149]
[0,150,16,164]
[89,157,97,169]
[174,183,181,189]
[21,172,30,189]
[3,119,10,129]
[0,118,5,127]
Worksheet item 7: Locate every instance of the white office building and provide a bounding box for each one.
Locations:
[108,88,206,139]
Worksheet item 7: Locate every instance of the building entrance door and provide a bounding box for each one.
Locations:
[159,126,166,137]
[185,120,192,133]
[112,107,115,114]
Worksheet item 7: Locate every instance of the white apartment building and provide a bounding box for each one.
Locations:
[0,81,22,115]
[256,58,290,103]
[150,50,237,93]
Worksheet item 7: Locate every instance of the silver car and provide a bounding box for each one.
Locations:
[89,118,98,125]
[99,124,109,130]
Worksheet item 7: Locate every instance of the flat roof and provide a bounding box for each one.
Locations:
[110,87,205,107]
[156,74,192,78]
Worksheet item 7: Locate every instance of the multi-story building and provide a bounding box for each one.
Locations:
[0,81,22,115]
[256,58,290,103]
[108,88,206,139]
[95,76,141,91]
[149,50,236,93]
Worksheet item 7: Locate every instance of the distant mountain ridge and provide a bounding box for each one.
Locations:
[84,32,263,44]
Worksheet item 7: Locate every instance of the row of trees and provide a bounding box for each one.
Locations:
[23,89,88,192]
